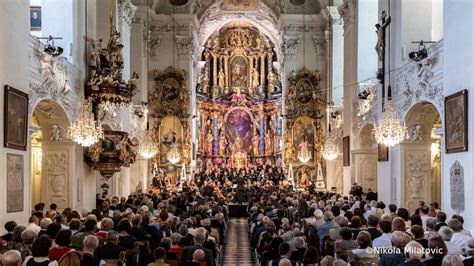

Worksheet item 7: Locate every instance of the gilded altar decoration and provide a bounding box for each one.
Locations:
[85,130,138,178]
[196,25,283,169]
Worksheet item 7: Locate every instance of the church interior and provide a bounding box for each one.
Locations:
[0,0,473,265]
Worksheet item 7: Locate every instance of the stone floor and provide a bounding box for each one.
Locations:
[218,218,256,266]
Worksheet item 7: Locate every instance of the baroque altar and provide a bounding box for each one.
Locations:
[195,25,283,169]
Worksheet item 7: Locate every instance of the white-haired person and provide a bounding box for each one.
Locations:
[400,241,424,266]
[2,250,22,266]
[438,226,463,255]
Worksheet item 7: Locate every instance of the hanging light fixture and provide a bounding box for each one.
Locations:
[297,137,312,163]
[373,4,406,147]
[137,106,158,159]
[68,98,103,146]
[322,124,340,161]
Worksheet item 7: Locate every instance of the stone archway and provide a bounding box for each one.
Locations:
[352,124,377,192]
[400,101,442,212]
[30,99,75,210]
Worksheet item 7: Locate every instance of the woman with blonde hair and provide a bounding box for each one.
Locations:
[441,254,463,266]
[58,250,82,266]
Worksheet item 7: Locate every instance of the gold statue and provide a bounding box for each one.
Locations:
[218,131,227,156]
[252,68,259,89]
[87,142,103,163]
[267,70,276,93]
[206,130,214,155]
[265,131,273,156]
[284,134,295,165]
[252,134,260,156]
[218,68,225,88]
[128,72,139,91]
[181,133,191,164]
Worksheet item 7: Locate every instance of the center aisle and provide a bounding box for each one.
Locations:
[218,218,256,266]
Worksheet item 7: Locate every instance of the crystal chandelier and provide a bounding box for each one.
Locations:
[138,133,158,159]
[373,100,407,147]
[68,99,103,147]
[322,124,340,161]
[167,143,181,164]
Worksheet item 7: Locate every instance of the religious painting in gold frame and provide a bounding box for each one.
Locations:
[4,85,29,151]
[161,78,180,104]
[445,89,468,153]
[295,78,313,105]
[292,116,315,165]
[230,56,248,89]
[158,116,183,164]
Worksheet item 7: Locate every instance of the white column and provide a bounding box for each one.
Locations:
[339,0,358,195]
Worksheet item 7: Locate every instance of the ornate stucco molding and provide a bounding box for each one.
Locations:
[312,35,327,57]
[28,36,81,120]
[175,35,196,61]
[337,0,356,31]
[118,0,137,28]
[282,35,301,61]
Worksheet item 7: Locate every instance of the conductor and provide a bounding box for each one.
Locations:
[236,176,246,204]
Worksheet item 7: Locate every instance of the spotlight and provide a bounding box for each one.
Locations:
[408,40,428,62]
[140,101,148,106]
[192,115,198,120]
[134,110,144,118]
[358,90,370,100]
[42,35,63,56]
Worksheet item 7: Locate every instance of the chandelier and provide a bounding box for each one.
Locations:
[68,99,103,147]
[373,100,407,147]
[167,143,181,164]
[138,133,158,159]
[322,140,340,160]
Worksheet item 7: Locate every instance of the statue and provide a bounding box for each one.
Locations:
[284,135,295,165]
[265,131,273,156]
[87,142,103,163]
[88,38,103,71]
[116,138,129,165]
[181,133,191,164]
[267,70,276,93]
[206,130,214,155]
[162,129,176,148]
[198,68,210,93]
[128,72,139,91]
[252,134,260,156]
[375,23,384,62]
[50,124,63,141]
[252,68,259,89]
[299,169,310,187]
[218,68,225,88]
[218,131,228,156]
[231,136,247,169]
[410,124,423,142]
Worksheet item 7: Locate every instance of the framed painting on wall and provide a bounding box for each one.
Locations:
[4,85,29,151]
[30,6,42,31]
[445,89,468,153]
[343,136,350,166]
[7,153,24,213]
[378,144,389,162]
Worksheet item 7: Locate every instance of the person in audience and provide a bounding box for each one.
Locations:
[435,212,448,232]
[301,246,318,266]
[373,220,393,248]
[4,225,26,251]
[317,211,338,248]
[81,235,105,266]
[411,225,428,248]
[1,250,22,266]
[182,233,214,266]
[401,241,424,266]
[2,221,17,241]
[95,217,113,240]
[58,250,82,266]
[388,204,398,219]
[131,214,148,241]
[94,230,124,260]
[462,238,474,265]
[442,255,463,266]
[48,229,72,261]
[439,226,463,255]
[269,242,291,266]
[367,215,382,241]
[349,216,363,240]
[379,231,410,266]
[426,217,439,239]
[189,249,205,266]
[319,255,335,266]
[23,236,57,266]
[290,237,306,263]
[160,237,179,261]
[71,219,100,250]
[451,215,472,237]
[392,217,407,232]
[351,231,379,260]
[423,237,447,266]
[149,247,169,266]
[420,205,430,228]
[117,218,137,250]
[25,217,41,236]
[448,219,470,246]
[18,230,36,260]
[335,227,358,253]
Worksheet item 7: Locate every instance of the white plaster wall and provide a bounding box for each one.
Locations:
[357,0,378,82]
[0,0,33,234]
[442,0,474,230]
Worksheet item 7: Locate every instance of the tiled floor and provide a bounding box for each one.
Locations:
[219,218,256,266]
